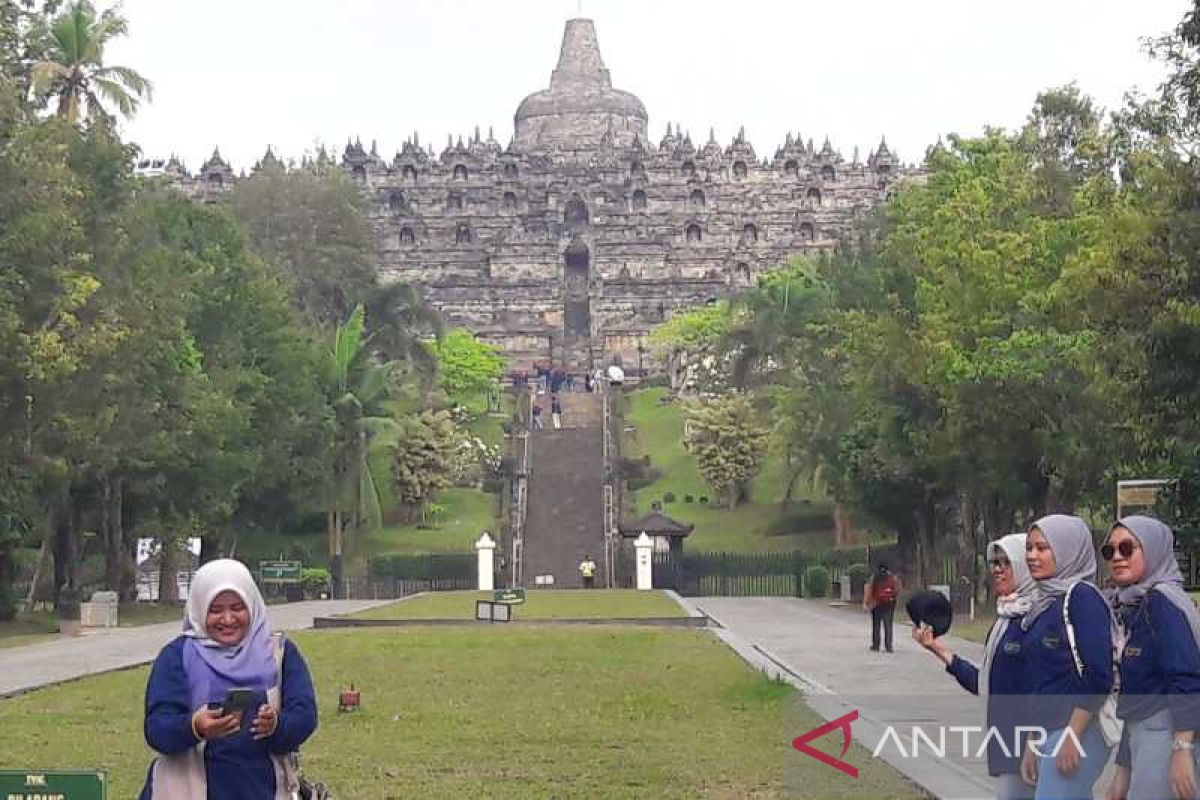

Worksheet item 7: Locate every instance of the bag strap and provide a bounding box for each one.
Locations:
[1063,583,1085,678]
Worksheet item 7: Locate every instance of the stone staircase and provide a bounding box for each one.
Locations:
[523,392,605,587]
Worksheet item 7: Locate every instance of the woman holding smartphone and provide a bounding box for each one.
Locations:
[1020,514,1115,800]
[914,533,1036,799]
[139,558,318,799]
[1103,516,1200,800]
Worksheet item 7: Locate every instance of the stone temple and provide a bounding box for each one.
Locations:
[175,19,916,371]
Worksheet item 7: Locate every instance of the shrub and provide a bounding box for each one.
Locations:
[301,568,331,598]
[847,563,870,598]
[699,496,709,504]
[0,582,16,622]
[684,494,694,503]
[663,492,676,504]
[805,565,830,599]
[766,506,836,536]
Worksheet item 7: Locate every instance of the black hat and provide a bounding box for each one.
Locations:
[905,589,953,637]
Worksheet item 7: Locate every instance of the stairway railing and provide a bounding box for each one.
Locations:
[510,390,531,589]
[601,387,616,588]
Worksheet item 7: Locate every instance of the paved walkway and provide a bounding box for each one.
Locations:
[679,597,1115,800]
[0,599,388,697]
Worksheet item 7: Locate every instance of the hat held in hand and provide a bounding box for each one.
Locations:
[906,589,953,637]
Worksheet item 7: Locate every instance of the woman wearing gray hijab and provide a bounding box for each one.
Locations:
[1019,514,1116,799]
[915,533,1037,799]
[1102,516,1200,800]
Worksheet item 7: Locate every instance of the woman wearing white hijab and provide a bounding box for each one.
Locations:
[139,559,318,800]
[1019,514,1116,800]
[915,533,1037,799]
[1102,516,1200,800]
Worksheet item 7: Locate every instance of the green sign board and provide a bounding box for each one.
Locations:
[493,587,526,605]
[0,770,106,799]
[260,560,302,584]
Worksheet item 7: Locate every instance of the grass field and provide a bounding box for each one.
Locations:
[0,603,185,649]
[0,627,924,799]
[350,589,687,620]
[623,388,857,553]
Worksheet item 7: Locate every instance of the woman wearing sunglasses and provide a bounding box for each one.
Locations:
[1102,516,1200,800]
[1020,514,1116,799]
[914,533,1037,799]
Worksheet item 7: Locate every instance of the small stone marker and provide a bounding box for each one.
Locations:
[80,591,118,628]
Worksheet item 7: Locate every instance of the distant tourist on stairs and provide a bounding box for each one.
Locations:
[531,403,544,430]
[551,395,563,429]
[579,556,597,588]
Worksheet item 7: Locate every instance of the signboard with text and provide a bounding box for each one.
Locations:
[0,770,106,800]
[259,560,302,584]
[493,587,526,604]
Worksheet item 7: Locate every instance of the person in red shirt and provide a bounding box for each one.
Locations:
[863,563,901,653]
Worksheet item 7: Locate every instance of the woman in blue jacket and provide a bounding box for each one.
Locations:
[139,559,318,800]
[915,533,1036,800]
[1020,514,1115,800]
[1103,516,1200,800]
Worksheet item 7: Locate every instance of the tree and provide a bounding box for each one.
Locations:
[28,0,151,123]
[684,395,768,508]
[433,328,504,411]
[390,410,458,522]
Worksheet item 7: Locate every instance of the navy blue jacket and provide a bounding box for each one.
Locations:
[139,635,317,800]
[1115,589,1200,767]
[947,620,1031,775]
[1022,583,1114,733]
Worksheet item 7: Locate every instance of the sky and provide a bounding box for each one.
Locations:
[105,0,1191,173]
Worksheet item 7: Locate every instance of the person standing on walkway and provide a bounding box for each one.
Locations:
[531,403,544,430]
[139,559,318,800]
[864,563,900,652]
[551,395,563,429]
[1102,516,1200,800]
[1019,514,1115,800]
[915,533,1036,799]
[579,555,597,589]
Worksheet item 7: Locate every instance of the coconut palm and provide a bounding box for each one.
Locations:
[29,1,152,123]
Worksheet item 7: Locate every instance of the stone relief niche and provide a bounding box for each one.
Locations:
[689,188,705,207]
[733,161,748,179]
[453,164,468,180]
[631,161,646,180]
[455,224,473,244]
[741,223,758,244]
[503,163,518,179]
[402,165,417,181]
[821,165,836,182]
[686,223,702,243]
[735,261,751,286]
[399,227,416,245]
[388,190,406,213]
[785,159,799,179]
[351,165,366,180]
[681,160,696,179]
[447,193,464,211]
[502,192,517,213]
[806,187,822,205]
[632,190,647,211]
[564,195,589,230]
[798,221,815,240]
[563,237,592,338]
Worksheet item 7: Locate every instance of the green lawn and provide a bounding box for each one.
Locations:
[0,603,184,649]
[0,627,923,799]
[623,388,871,553]
[350,589,687,620]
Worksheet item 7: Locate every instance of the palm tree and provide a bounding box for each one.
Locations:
[363,282,444,381]
[327,305,400,570]
[29,1,152,123]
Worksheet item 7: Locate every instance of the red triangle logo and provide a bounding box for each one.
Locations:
[791,709,859,778]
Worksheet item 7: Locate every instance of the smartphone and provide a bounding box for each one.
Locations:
[220,687,255,715]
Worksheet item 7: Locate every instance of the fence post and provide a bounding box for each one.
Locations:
[476,532,496,591]
[635,534,654,590]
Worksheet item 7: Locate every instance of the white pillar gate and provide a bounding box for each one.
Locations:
[476,532,496,591]
[635,532,654,590]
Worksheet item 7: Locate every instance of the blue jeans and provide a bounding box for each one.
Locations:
[1034,724,1110,800]
[996,772,1035,800]
[1126,708,1200,800]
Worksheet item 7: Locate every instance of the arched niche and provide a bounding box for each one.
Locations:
[685,223,702,243]
[785,159,799,179]
[806,187,822,205]
[821,164,836,182]
[689,188,705,207]
[455,224,472,244]
[399,227,415,245]
[502,192,517,213]
[681,160,696,178]
[351,165,366,181]
[564,195,589,229]
[453,164,468,180]
[447,193,464,211]
[401,164,417,182]
[798,221,815,241]
[733,161,748,179]
[503,163,518,179]
[388,190,405,212]
[742,223,758,244]
[631,190,647,211]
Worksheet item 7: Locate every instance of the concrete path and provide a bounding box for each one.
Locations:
[0,599,388,698]
[680,597,1115,800]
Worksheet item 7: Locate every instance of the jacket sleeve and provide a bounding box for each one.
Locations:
[1115,725,1132,768]
[1150,591,1200,732]
[946,655,980,696]
[267,639,318,754]
[1067,584,1114,712]
[144,638,202,754]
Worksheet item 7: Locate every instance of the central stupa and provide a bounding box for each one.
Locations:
[513,19,648,151]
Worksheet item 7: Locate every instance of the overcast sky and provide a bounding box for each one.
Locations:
[106,0,1189,173]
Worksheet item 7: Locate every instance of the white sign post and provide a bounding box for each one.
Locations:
[476,533,496,591]
[635,532,654,590]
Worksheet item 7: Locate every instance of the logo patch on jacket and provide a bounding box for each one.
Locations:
[1124,646,1142,658]
[1041,635,1060,649]
[1004,641,1022,655]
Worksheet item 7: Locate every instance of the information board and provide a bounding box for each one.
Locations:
[493,587,526,605]
[259,560,302,584]
[0,770,105,799]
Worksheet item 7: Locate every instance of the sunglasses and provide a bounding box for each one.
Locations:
[1100,540,1140,561]
[987,559,1011,570]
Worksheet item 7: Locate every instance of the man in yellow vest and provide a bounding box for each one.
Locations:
[579,555,597,589]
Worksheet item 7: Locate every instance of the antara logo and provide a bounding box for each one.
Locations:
[791,709,859,778]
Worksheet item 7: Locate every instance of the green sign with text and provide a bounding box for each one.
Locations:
[260,560,302,584]
[0,770,106,799]
[493,588,526,604]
